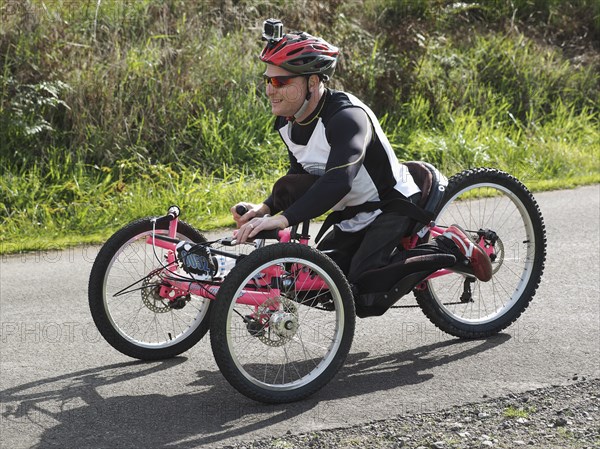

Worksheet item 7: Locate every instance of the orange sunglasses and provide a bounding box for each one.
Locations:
[263,74,304,88]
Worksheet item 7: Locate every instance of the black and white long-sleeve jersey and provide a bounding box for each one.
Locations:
[264,89,420,232]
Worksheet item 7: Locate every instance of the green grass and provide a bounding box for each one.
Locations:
[2,153,596,255]
[0,0,598,254]
[0,154,281,253]
[503,406,537,419]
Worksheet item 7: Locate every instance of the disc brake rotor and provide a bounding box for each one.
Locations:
[141,277,171,313]
[491,237,505,274]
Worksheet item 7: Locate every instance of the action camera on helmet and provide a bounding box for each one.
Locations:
[262,19,283,43]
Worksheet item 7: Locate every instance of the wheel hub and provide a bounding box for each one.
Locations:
[477,228,505,275]
[270,311,299,339]
[255,297,299,346]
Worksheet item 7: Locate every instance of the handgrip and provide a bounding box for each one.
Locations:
[234,205,279,240]
[229,229,280,244]
[167,205,180,220]
[253,229,281,240]
[153,205,181,224]
[235,205,249,216]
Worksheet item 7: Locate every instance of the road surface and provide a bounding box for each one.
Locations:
[0,185,598,448]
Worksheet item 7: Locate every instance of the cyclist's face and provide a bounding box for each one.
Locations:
[264,65,306,117]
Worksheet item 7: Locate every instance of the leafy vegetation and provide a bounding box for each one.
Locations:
[503,405,537,419]
[1,0,598,253]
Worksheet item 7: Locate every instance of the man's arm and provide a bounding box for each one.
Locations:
[264,148,308,214]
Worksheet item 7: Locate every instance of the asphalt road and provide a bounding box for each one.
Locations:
[1,185,599,449]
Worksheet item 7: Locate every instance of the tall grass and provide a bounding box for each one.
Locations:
[1,0,598,253]
[0,149,282,253]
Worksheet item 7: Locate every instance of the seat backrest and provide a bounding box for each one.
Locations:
[404,161,433,209]
[404,161,447,235]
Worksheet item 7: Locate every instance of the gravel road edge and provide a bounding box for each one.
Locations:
[220,378,599,449]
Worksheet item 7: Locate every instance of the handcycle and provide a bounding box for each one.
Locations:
[88,165,546,403]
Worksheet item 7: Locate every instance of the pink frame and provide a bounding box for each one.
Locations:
[146,218,488,308]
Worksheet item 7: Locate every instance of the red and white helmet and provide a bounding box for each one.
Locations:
[259,22,339,81]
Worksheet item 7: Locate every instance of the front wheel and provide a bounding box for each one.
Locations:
[415,168,546,338]
[210,243,355,403]
[89,218,213,360]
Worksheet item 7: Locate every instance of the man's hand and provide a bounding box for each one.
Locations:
[231,203,271,227]
[235,215,289,244]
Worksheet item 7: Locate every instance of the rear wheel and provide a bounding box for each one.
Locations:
[415,168,546,338]
[89,218,212,359]
[210,243,355,403]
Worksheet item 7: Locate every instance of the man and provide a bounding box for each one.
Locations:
[231,20,491,313]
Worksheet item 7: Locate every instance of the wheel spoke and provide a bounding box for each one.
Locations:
[417,170,545,338]
[92,223,211,355]
[212,244,354,402]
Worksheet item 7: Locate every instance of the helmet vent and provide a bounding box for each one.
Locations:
[272,40,287,53]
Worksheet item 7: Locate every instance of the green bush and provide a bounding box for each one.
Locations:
[0,0,598,252]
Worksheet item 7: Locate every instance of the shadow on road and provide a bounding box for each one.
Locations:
[1,334,510,448]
